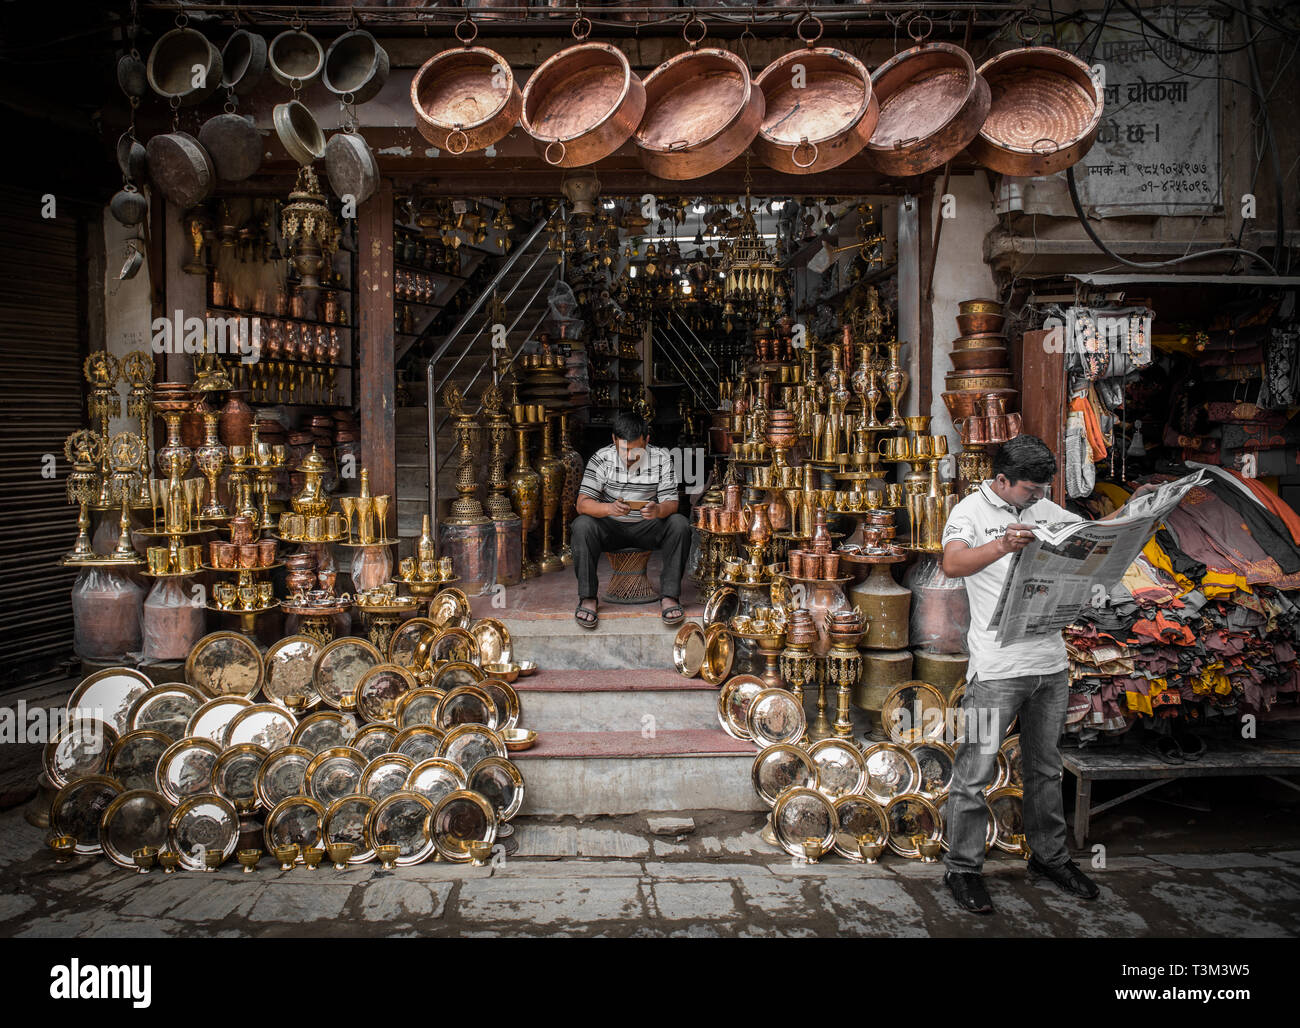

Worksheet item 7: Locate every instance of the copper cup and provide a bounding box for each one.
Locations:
[230,516,254,546]
[821,553,840,579]
[209,541,224,568]
[258,539,277,567]
[238,543,259,569]
[789,551,805,577]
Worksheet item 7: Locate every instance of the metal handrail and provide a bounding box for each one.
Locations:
[658,318,718,408]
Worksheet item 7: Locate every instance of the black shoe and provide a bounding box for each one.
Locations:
[945,870,995,914]
[1027,856,1100,900]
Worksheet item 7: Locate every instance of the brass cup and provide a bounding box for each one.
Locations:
[237,849,262,873]
[856,836,883,863]
[439,556,455,579]
[912,436,934,459]
[376,844,400,870]
[203,849,225,872]
[158,849,181,873]
[931,435,949,457]
[147,547,168,575]
[904,415,931,433]
[918,838,942,863]
[257,582,274,607]
[399,557,416,580]
[274,843,300,870]
[301,845,325,870]
[49,835,76,863]
[468,840,493,866]
[306,516,324,542]
[131,845,158,874]
[802,837,824,863]
[327,843,355,869]
[848,491,864,511]
[887,484,905,507]
[284,693,307,715]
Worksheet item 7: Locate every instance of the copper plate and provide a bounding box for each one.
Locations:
[469,617,512,666]
[909,739,957,798]
[322,793,377,863]
[881,680,947,744]
[67,667,154,735]
[264,794,326,862]
[170,792,239,869]
[751,744,818,808]
[716,674,766,740]
[367,790,436,865]
[832,793,890,860]
[521,42,645,167]
[437,724,507,771]
[186,631,264,699]
[405,757,468,806]
[156,736,221,805]
[313,636,382,709]
[478,678,520,731]
[467,755,525,821]
[350,723,399,761]
[387,617,438,669]
[861,741,921,804]
[428,589,472,632]
[394,687,445,730]
[703,586,739,628]
[432,660,485,692]
[436,685,499,731]
[292,710,359,754]
[672,621,707,678]
[225,703,298,751]
[128,684,206,739]
[106,730,172,792]
[356,664,417,724]
[263,634,323,710]
[431,627,481,666]
[429,788,498,862]
[211,743,268,809]
[256,745,315,810]
[44,718,117,788]
[185,695,253,745]
[746,688,807,747]
[807,738,867,799]
[700,624,735,687]
[360,753,416,801]
[304,746,368,807]
[101,788,172,870]
[393,724,446,763]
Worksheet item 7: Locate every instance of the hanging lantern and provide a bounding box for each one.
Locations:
[280,165,340,292]
[722,193,778,305]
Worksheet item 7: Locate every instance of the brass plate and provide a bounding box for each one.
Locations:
[263,794,326,863]
[431,627,481,667]
[350,723,398,762]
[428,588,472,632]
[322,793,377,863]
[50,774,124,855]
[716,674,765,741]
[313,636,382,709]
[807,738,867,799]
[256,745,315,810]
[477,678,520,731]
[431,660,485,692]
[366,790,436,865]
[67,667,154,735]
[908,739,957,798]
[467,755,524,821]
[861,741,921,804]
[356,663,417,724]
[885,794,942,858]
[101,788,172,870]
[360,753,416,801]
[393,724,445,763]
[747,689,807,748]
[989,750,1010,793]
[832,794,889,860]
[212,742,269,808]
[988,785,1025,853]
[387,616,438,669]
[429,788,497,863]
[169,792,240,870]
[703,585,738,628]
[751,743,817,808]
[700,623,734,686]
[304,746,368,807]
[128,684,206,739]
[672,622,707,678]
[881,680,947,744]
[185,695,252,744]
[437,723,506,772]
[44,718,117,789]
[1000,734,1023,788]
[469,617,512,666]
[436,685,499,731]
[107,730,172,792]
[771,786,837,859]
[226,702,297,751]
[394,687,445,730]
[156,736,221,805]
[186,630,264,698]
[263,634,323,709]
[292,709,360,754]
[405,757,468,805]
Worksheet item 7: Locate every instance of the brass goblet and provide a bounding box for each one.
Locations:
[159,849,182,874]
[373,495,390,542]
[802,837,824,863]
[132,846,158,874]
[856,836,884,863]
[376,844,400,870]
[327,843,355,870]
[49,835,76,863]
[468,840,493,866]
[237,849,262,873]
[274,843,299,870]
[203,849,225,872]
[301,845,325,870]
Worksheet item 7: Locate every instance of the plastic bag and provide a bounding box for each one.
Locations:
[543,280,584,341]
[440,522,499,597]
[904,556,970,654]
[72,567,144,661]
[141,577,207,662]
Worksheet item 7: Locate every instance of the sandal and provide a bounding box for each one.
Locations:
[1174,732,1206,761]
[575,600,599,631]
[1144,735,1183,765]
[660,598,684,626]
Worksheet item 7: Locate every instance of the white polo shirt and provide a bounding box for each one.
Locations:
[941,481,1085,682]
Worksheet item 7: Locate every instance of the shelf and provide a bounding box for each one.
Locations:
[206,304,353,331]
[394,263,466,281]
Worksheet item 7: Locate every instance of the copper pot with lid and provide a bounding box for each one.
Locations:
[967,46,1104,178]
[863,40,990,176]
[411,20,521,155]
[521,30,645,168]
[752,17,877,175]
[634,20,764,181]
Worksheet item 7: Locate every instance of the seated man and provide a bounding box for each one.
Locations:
[571,412,690,630]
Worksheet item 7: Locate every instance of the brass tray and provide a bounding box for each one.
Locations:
[107,730,172,792]
[128,684,206,740]
[478,678,521,732]
[387,616,438,669]
[881,680,947,744]
[186,630,264,699]
[366,790,436,865]
[101,788,172,870]
[807,738,867,799]
[437,723,507,772]
[428,588,472,632]
[394,687,445,730]
[225,703,298,752]
[185,695,253,745]
[405,757,468,806]
[431,627,481,667]
[67,667,154,735]
[432,660,486,692]
[44,718,117,788]
[263,634,323,710]
[469,617,513,667]
[861,741,921,804]
[360,753,416,801]
[322,793,377,864]
[885,793,942,858]
[700,623,734,686]
[746,688,807,748]
[672,621,707,678]
[170,792,240,870]
[356,663,418,724]
[256,745,315,811]
[50,774,123,855]
[771,786,837,860]
[751,744,817,808]
[832,793,889,860]
[263,794,326,864]
[156,736,222,805]
[304,746,368,807]
[429,788,497,863]
[987,785,1026,853]
[436,685,499,731]
[212,742,269,809]
[393,724,446,763]
[350,723,399,762]
[716,674,765,741]
[291,709,360,754]
[908,739,957,798]
[703,585,739,628]
[467,755,525,822]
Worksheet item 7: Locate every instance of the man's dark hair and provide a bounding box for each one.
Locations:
[611,412,649,442]
[992,434,1057,485]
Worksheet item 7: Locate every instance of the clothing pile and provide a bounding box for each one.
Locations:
[1064,465,1300,740]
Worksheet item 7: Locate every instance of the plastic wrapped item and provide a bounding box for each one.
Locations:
[904,556,970,654]
[440,521,498,597]
[141,577,207,662]
[543,279,584,340]
[72,567,144,661]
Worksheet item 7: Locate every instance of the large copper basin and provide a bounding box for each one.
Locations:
[521,43,645,168]
[411,46,522,154]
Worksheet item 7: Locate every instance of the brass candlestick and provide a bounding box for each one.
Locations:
[778,641,815,713]
[121,350,155,508]
[443,386,489,525]
[84,352,121,509]
[826,642,862,740]
[482,385,515,521]
[196,412,228,518]
[808,657,835,742]
[63,430,101,562]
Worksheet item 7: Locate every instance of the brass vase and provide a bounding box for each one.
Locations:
[508,426,541,579]
[558,411,582,567]
[537,415,565,573]
[195,412,228,519]
[883,340,908,429]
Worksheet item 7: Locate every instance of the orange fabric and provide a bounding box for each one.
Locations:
[1224,469,1300,546]
[1069,396,1109,460]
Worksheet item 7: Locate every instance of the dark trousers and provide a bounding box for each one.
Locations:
[571,513,691,600]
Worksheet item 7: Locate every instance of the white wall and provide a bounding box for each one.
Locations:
[102,209,153,438]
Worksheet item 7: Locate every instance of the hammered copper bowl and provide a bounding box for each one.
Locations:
[943,388,1018,421]
[521,42,645,167]
[949,347,1009,372]
[410,46,522,154]
[956,312,1005,335]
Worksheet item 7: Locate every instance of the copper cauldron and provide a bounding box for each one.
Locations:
[863,42,990,176]
[968,47,1104,178]
[322,29,391,105]
[147,27,223,108]
[635,41,764,181]
[752,36,878,175]
[411,27,522,155]
[949,347,1008,372]
[521,40,645,168]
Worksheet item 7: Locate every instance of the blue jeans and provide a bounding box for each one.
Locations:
[943,669,1070,874]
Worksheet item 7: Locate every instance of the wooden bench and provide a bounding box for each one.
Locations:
[1061,740,1300,847]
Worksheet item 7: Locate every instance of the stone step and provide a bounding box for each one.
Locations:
[514,668,719,732]
[500,612,687,670]
[513,729,760,815]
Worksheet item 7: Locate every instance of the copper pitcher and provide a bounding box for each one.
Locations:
[959,416,989,446]
[741,503,772,546]
[724,483,742,512]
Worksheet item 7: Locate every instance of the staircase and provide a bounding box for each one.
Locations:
[395,213,560,544]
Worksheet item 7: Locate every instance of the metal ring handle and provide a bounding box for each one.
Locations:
[796,13,823,46]
[683,13,708,48]
[907,13,932,43]
[792,139,818,169]
[455,17,478,45]
[1016,15,1042,44]
[544,140,567,166]
[1031,136,1060,155]
[572,15,592,41]
[445,128,470,156]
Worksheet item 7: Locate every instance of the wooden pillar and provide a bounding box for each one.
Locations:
[358,180,396,537]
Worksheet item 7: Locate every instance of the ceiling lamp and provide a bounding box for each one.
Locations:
[280,165,340,292]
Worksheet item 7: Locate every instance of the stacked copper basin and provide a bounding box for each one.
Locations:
[941,298,1016,422]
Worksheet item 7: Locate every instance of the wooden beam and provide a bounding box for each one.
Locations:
[358,180,397,538]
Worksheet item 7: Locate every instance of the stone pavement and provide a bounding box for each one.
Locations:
[3,807,1299,938]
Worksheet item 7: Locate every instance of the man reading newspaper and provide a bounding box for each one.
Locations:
[938,435,1157,914]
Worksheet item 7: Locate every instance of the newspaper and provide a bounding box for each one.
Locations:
[987,471,1207,645]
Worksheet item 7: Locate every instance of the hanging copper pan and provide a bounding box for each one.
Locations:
[322,29,390,106]
[521,35,645,168]
[967,47,1103,177]
[146,27,223,107]
[863,42,989,176]
[411,23,521,155]
[221,29,267,96]
[146,132,215,208]
[635,42,763,181]
[752,17,877,175]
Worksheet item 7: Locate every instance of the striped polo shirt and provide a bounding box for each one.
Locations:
[579,444,677,522]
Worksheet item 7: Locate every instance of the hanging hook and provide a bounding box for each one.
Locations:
[349,6,360,32]
[682,10,707,49]
[906,13,932,45]
[795,12,823,47]
[1016,14,1042,46]
[455,16,478,47]
[572,8,592,41]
